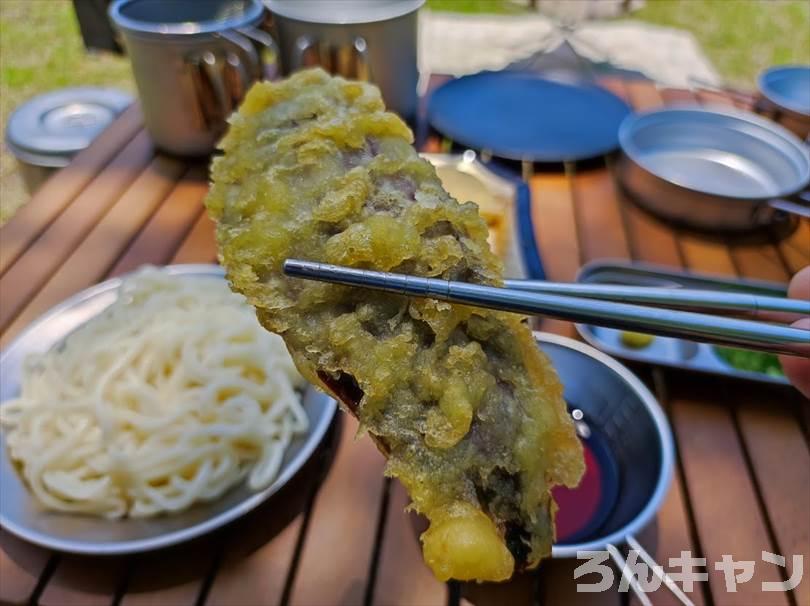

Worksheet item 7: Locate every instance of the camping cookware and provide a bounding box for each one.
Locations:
[110,0,274,156]
[5,87,132,193]
[265,0,423,122]
[618,105,810,231]
[758,65,810,139]
[573,261,796,386]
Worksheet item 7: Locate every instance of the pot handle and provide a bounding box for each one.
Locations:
[768,198,810,219]
[608,535,694,606]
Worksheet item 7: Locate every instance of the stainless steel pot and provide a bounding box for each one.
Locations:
[758,65,810,140]
[618,105,810,231]
[5,87,133,193]
[265,0,423,122]
[109,0,275,156]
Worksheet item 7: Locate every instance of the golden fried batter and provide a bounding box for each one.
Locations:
[205,69,584,582]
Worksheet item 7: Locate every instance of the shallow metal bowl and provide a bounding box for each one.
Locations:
[619,105,810,230]
[0,265,337,555]
[537,333,674,558]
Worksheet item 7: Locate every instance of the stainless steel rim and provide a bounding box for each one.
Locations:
[109,0,265,37]
[618,104,810,200]
[536,332,675,558]
[0,264,338,555]
[264,0,424,25]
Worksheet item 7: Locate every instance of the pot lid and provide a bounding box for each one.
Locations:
[6,87,133,159]
[265,0,424,24]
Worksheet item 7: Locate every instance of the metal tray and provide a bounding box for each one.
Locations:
[574,260,791,386]
[422,151,537,279]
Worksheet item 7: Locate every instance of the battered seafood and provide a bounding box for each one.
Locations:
[205,69,584,582]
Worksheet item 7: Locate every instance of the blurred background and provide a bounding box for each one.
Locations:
[2,0,809,224]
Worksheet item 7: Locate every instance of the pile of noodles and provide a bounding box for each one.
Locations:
[0,268,308,518]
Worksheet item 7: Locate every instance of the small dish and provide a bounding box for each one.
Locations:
[0,264,337,555]
[409,332,674,560]
[536,333,674,557]
[422,150,536,279]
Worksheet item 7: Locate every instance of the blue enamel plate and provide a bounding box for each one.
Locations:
[428,71,632,163]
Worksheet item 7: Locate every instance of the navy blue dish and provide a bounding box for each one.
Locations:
[427,71,632,163]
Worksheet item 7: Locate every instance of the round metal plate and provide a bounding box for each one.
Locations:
[427,72,631,163]
[0,265,337,555]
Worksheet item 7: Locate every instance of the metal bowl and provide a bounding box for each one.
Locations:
[408,333,674,560]
[759,65,810,121]
[0,265,337,555]
[619,105,810,230]
[537,333,674,557]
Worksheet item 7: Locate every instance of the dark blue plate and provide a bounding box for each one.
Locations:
[428,71,632,163]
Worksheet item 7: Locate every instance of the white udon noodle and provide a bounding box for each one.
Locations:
[0,268,309,518]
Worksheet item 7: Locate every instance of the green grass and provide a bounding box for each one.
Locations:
[633,0,810,88]
[0,0,134,223]
[426,0,529,13]
[1,0,808,223]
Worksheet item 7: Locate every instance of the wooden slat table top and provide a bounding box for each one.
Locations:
[1,76,808,606]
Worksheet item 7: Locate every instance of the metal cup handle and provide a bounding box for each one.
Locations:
[188,51,228,131]
[608,534,695,606]
[236,26,279,78]
[187,30,261,132]
[353,36,371,81]
[218,29,261,78]
[292,35,319,71]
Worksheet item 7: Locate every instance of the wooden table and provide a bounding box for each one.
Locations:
[1,77,808,606]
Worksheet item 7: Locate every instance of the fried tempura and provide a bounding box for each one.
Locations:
[205,69,584,582]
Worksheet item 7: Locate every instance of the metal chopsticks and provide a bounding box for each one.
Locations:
[283,259,810,358]
[502,280,810,316]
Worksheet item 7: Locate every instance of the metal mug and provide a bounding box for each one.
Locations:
[109,0,276,156]
[265,0,424,123]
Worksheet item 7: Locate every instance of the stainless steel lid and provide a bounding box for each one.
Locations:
[5,87,133,167]
[265,0,424,24]
[110,0,265,38]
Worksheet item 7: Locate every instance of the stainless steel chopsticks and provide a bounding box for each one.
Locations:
[502,280,810,316]
[283,259,810,358]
